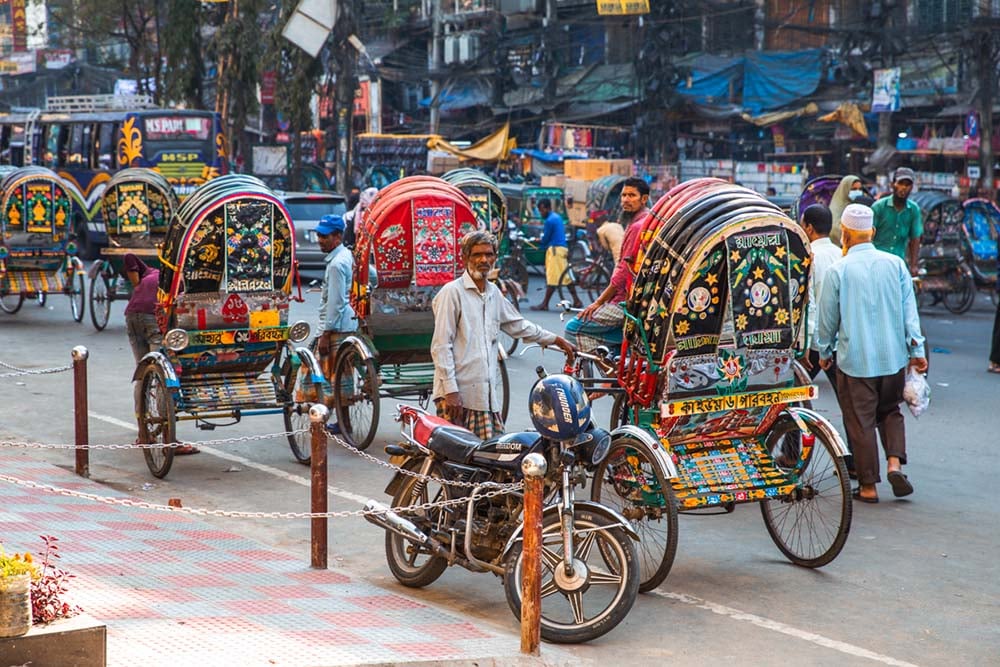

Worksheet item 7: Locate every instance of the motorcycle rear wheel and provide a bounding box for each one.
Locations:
[385,462,452,587]
[503,508,639,644]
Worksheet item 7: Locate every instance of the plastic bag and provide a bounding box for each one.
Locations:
[903,367,930,418]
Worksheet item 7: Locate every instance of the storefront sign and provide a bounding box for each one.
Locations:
[872,67,901,113]
[596,0,649,15]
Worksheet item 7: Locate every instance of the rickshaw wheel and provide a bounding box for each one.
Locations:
[942,270,975,314]
[89,271,112,331]
[281,356,319,465]
[0,293,24,314]
[333,347,380,450]
[499,357,510,423]
[590,434,679,593]
[138,365,177,479]
[760,414,852,568]
[69,271,86,322]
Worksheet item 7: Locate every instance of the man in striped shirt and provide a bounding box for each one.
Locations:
[815,204,927,503]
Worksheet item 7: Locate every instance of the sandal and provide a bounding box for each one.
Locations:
[852,487,879,504]
[988,362,1000,374]
[887,470,913,497]
[174,444,200,455]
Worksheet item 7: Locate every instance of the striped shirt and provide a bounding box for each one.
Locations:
[815,243,924,378]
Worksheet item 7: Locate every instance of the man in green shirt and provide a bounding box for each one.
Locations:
[871,167,922,276]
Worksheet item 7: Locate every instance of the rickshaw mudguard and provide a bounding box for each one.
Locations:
[783,407,850,458]
[335,335,375,361]
[132,351,180,388]
[501,501,640,560]
[292,345,324,384]
[609,424,679,479]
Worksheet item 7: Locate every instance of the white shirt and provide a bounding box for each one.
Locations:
[431,272,557,412]
[807,237,842,351]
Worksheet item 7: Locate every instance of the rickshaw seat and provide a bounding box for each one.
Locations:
[427,425,482,463]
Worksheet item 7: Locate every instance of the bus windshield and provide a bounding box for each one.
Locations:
[144,116,213,141]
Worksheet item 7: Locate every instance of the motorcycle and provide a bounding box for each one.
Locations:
[363,372,642,644]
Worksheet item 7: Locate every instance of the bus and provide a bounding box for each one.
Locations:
[0,94,228,259]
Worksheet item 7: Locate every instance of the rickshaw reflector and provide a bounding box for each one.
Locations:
[164,329,190,351]
[65,241,78,256]
[250,310,280,328]
[288,320,311,343]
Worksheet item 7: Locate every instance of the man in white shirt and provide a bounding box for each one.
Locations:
[800,204,842,391]
[432,231,575,439]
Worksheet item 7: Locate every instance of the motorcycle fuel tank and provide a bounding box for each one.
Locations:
[469,431,543,472]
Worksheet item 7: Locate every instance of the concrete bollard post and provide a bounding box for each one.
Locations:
[72,346,89,478]
[519,452,547,656]
[309,404,329,569]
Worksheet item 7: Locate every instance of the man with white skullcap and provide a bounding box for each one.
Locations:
[815,203,927,503]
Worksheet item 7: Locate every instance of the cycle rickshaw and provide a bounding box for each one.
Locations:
[910,190,975,314]
[585,174,626,228]
[0,166,85,319]
[89,168,180,330]
[133,174,324,478]
[588,178,852,592]
[960,197,999,305]
[792,174,842,221]
[332,176,510,450]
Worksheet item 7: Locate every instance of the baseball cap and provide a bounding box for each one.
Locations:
[840,203,873,231]
[315,214,345,236]
[893,167,916,184]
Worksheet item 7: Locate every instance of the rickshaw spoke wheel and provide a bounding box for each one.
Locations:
[282,355,317,465]
[69,271,85,322]
[0,292,25,314]
[139,365,176,479]
[89,271,112,331]
[333,347,380,451]
[590,435,678,593]
[942,269,975,314]
[760,415,852,567]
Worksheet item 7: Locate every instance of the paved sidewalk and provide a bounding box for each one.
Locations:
[0,449,566,667]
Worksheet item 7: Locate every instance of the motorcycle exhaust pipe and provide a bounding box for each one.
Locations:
[364,500,436,547]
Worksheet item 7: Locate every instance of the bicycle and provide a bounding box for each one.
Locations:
[557,252,613,303]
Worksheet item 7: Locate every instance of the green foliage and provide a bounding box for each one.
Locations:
[163,0,204,108]
[211,0,267,161]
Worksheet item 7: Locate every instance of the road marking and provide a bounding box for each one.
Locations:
[650,590,920,666]
[88,411,370,505]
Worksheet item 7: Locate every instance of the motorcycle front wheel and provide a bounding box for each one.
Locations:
[503,507,639,644]
[385,462,452,588]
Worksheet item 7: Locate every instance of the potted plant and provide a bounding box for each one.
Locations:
[0,547,35,638]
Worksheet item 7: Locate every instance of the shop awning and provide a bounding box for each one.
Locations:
[426,122,516,162]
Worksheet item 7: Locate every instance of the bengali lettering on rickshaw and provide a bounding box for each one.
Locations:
[726,228,793,350]
[413,204,457,287]
[187,327,289,346]
[661,384,817,418]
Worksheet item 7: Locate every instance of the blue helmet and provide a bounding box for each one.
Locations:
[528,374,591,441]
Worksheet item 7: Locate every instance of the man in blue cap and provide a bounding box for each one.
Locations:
[315,214,357,432]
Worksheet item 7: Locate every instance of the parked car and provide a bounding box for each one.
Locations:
[278,191,348,281]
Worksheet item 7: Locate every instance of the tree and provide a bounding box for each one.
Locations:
[162,0,204,109]
[264,0,326,190]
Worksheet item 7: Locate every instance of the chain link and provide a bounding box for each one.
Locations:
[325,431,525,491]
[0,362,73,378]
[0,473,520,519]
[0,429,310,451]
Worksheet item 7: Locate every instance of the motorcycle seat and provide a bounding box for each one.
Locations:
[428,426,482,463]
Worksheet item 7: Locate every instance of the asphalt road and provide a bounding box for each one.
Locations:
[1,275,998,666]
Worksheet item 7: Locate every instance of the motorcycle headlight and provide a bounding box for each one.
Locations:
[164,329,189,351]
[289,320,311,343]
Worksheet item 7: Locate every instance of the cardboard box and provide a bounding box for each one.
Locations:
[541,175,566,188]
[566,201,588,227]
[564,159,634,180]
[563,177,590,205]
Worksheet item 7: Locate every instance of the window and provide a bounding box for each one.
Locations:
[67,124,88,166]
[144,115,212,141]
[96,123,116,170]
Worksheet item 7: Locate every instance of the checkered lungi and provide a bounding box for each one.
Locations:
[564,303,624,353]
[435,399,504,440]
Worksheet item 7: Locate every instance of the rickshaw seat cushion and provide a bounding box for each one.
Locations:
[428,426,482,463]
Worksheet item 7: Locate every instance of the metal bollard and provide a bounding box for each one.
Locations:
[72,346,89,478]
[309,404,329,569]
[520,452,546,656]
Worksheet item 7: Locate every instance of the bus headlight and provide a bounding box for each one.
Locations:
[164,329,190,351]
[289,320,311,343]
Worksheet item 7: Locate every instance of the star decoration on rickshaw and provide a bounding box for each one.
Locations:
[752,267,765,280]
[775,246,787,259]
[802,256,811,268]
[775,308,789,325]
[705,272,718,286]
[736,313,748,330]
[675,320,690,335]
[730,250,740,263]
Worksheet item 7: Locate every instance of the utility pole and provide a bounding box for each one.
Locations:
[429,0,442,134]
[972,20,999,200]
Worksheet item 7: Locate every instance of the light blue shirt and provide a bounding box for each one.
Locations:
[815,243,924,378]
[319,244,357,333]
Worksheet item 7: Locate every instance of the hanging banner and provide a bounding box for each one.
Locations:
[872,67,901,113]
[11,0,25,52]
[596,0,649,15]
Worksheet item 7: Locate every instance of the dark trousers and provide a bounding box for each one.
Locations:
[836,368,907,486]
[991,299,1000,364]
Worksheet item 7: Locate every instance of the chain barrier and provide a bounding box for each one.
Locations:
[0,361,73,378]
[0,473,522,519]
[0,429,310,450]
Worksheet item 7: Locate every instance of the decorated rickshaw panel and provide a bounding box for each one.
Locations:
[1,172,74,273]
[102,181,174,240]
[2,177,72,238]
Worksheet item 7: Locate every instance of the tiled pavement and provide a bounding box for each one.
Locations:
[0,449,564,666]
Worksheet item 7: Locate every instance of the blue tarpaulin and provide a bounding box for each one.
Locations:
[420,79,492,111]
[677,50,823,115]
